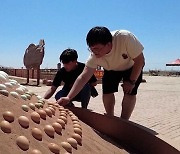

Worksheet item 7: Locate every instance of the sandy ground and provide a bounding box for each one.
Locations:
[25,75,180,149]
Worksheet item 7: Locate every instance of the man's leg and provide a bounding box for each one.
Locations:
[103,93,115,116]
[76,84,91,109]
[121,94,136,120]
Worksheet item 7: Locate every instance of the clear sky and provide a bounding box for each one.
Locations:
[0,0,180,71]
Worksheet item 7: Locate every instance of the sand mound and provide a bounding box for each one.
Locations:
[0,71,127,154]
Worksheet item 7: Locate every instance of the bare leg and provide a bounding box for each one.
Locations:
[103,93,115,116]
[121,94,136,120]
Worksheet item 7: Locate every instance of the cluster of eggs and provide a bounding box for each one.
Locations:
[0,71,83,154]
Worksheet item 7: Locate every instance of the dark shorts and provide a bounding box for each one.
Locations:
[102,67,143,95]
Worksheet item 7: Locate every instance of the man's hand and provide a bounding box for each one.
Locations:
[121,81,135,94]
[57,97,70,106]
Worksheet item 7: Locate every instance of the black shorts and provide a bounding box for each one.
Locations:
[102,67,143,95]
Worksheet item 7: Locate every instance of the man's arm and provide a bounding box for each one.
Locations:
[57,66,96,106]
[122,53,145,94]
[43,85,57,99]
[130,52,145,81]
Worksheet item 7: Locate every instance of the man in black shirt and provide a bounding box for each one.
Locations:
[44,48,97,108]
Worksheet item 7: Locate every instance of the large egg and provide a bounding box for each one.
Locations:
[59,112,67,117]
[22,105,29,112]
[37,109,46,120]
[3,111,14,122]
[0,89,9,96]
[44,108,53,117]
[48,143,60,154]
[0,84,7,90]
[48,107,55,115]
[18,116,29,128]
[67,137,78,148]
[4,82,13,88]
[44,125,55,137]
[73,124,82,130]
[52,122,62,134]
[30,149,42,154]
[61,142,72,153]
[32,128,42,141]
[59,116,67,124]
[0,75,7,83]
[74,128,82,136]
[10,91,19,99]
[71,133,82,144]
[0,120,11,133]
[16,136,29,151]
[29,103,36,111]
[56,119,65,129]
[15,88,24,95]
[31,112,40,123]
[21,94,27,100]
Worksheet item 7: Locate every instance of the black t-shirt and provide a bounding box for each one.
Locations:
[53,62,97,89]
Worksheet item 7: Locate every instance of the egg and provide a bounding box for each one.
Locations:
[44,108,53,117]
[18,116,29,128]
[22,105,29,112]
[68,112,74,117]
[31,111,41,123]
[72,121,81,125]
[59,112,67,117]
[30,149,42,154]
[29,103,36,110]
[0,120,11,133]
[0,74,7,83]
[56,119,65,129]
[52,122,62,134]
[73,124,82,130]
[48,143,60,154]
[0,89,9,96]
[32,128,42,141]
[37,109,47,120]
[25,93,31,100]
[71,133,82,144]
[74,128,82,136]
[59,116,67,124]
[67,137,78,148]
[61,142,72,153]
[36,95,42,99]
[15,88,24,95]
[48,107,55,115]
[0,83,7,90]
[44,125,55,137]
[71,116,79,121]
[35,103,41,109]
[16,136,29,151]
[10,91,19,99]
[21,94,27,100]
[4,82,13,88]
[3,111,14,122]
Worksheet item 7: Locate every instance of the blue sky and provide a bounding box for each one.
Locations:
[0,0,180,71]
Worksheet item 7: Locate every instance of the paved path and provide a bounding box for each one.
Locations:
[26,75,180,150]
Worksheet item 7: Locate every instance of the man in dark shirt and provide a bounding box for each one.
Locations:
[44,48,97,108]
